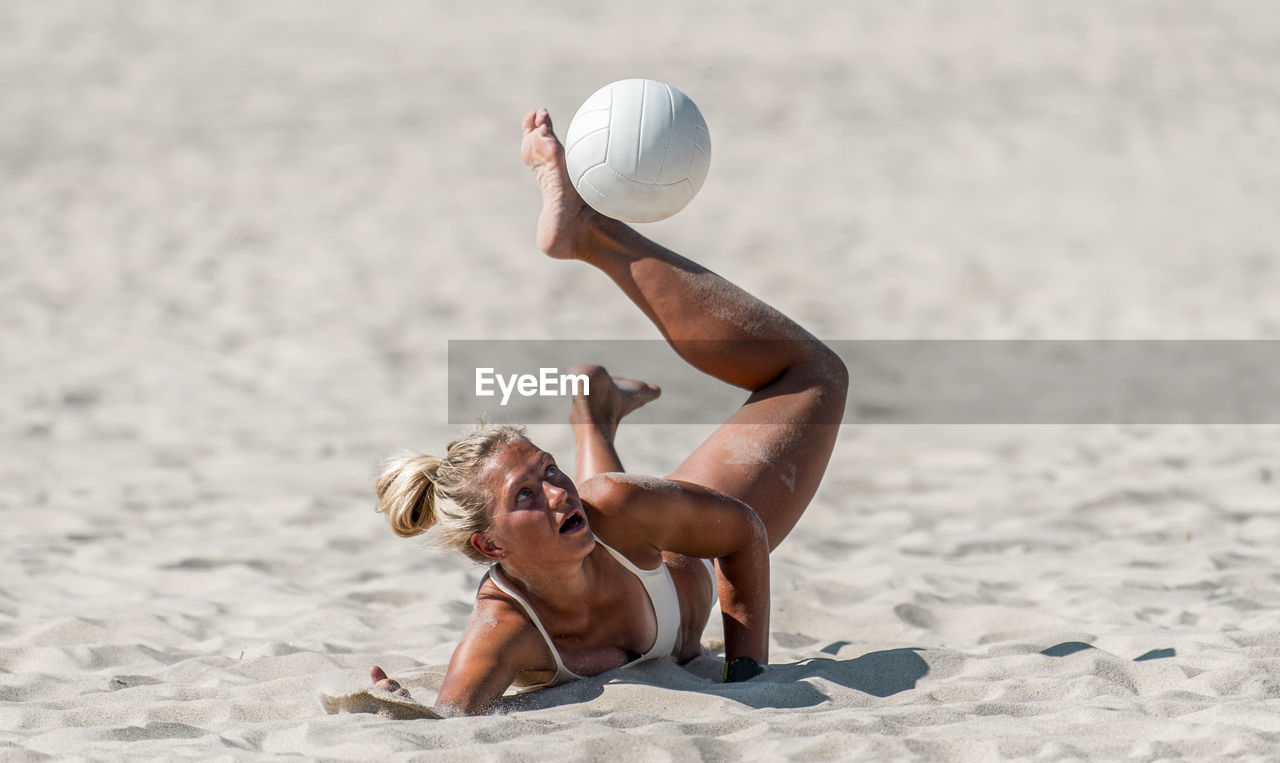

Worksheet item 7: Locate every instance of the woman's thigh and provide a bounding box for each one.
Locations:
[666,364,845,552]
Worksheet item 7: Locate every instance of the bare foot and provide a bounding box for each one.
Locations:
[370,665,411,698]
[521,108,602,260]
[567,364,661,438]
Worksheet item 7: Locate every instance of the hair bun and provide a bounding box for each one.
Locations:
[375,452,442,538]
[374,425,528,562]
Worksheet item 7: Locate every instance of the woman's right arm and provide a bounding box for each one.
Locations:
[431,596,548,716]
[582,474,771,674]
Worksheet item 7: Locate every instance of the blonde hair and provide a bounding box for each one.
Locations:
[375,425,529,563]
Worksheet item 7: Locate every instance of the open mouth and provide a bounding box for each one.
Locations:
[559,510,586,534]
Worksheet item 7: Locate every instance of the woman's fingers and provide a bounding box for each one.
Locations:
[369,665,412,696]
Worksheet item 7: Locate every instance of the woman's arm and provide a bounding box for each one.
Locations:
[431,595,552,716]
[583,473,771,672]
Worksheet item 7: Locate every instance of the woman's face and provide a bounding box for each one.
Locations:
[472,439,593,563]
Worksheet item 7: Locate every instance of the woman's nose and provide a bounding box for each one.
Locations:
[544,481,567,506]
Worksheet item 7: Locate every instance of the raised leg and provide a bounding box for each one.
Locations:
[523,110,848,550]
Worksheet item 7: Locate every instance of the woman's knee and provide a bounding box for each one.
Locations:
[756,341,847,423]
[797,341,849,402]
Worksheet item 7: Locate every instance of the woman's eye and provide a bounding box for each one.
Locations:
[515,488,531,503]
[546,465,559,477]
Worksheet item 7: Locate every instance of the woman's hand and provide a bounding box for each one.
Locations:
[370,665,412,697]
[724,656,767,682]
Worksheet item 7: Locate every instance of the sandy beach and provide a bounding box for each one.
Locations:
[5,1,1280,758]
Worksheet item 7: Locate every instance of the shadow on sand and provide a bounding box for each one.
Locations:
[502,648,930,713]
[724,647,930,710]
[499,642,1180,714]
[1040,641,1177,662]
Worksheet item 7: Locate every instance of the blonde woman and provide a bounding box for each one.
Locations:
[370,109,847,716]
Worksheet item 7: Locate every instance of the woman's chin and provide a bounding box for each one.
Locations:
[566,525,596,551]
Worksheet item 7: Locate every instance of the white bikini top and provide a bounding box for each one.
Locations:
[485,535,681,692]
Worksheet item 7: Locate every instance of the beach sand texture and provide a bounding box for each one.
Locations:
[5,1,1280,758]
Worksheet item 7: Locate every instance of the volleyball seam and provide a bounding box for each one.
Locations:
[655,84,674,183]
[636,80,646,180]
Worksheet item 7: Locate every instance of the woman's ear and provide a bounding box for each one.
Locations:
[470,533,505,560]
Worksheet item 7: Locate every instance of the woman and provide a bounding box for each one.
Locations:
[369,108,848,716]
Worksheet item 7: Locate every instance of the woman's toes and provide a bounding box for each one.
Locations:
[613,376,661,417]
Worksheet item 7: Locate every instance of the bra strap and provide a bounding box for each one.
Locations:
[486,565,579,680]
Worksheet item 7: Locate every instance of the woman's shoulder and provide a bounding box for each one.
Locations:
[430,576,559,707]
[580,473,678,562]
[475,570,534,620]
[473,576,542,634]
[580,473,650,533]
[580,472,682,513]
[463,575,556,661]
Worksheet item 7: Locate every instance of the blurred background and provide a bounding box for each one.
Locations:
[6,0,1277,510]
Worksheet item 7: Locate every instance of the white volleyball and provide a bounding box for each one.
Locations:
[564,79,711,223]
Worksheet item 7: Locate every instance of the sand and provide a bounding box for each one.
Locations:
[5,0,1280,759]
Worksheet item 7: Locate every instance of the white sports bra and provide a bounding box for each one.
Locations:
[485,536,697,692]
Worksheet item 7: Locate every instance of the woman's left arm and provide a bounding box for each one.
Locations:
[583,474,770,673]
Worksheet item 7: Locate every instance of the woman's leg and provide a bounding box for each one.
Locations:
[566,364,660,481]
[523,110,848,550]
